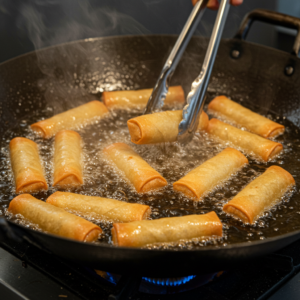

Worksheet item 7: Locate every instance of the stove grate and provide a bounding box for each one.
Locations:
[2,239,300,300]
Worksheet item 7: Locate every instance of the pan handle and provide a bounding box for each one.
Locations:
[234,9,300,56]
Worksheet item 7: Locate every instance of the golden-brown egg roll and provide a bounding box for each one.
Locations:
[127,110,209,144]
[8,194,102,242]
[102,86,185,109]
[208,96,285,138]
[31,100,108,139]
[112,211,222,247]
[102,143,167,193]
[9,137,48,194]
[223,166,295,224]
[206,118,283,162]
[173,148,248,200]
[53,130,83,188]
[47,191,151,222]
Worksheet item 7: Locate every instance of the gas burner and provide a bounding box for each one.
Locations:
[140,272,223,294]
[142,275,196,286]
[94,270,223,295]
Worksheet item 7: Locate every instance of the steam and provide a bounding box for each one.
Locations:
[18,0,151,50]
[9,0,151,111]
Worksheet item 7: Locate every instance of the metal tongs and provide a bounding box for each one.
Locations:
[144,0,230,144]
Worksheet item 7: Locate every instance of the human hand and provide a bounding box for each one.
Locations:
[192,0,243,10]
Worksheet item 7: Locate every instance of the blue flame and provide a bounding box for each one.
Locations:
[142,275,196,286]
[106,272,117,284]
[103,272,197,287]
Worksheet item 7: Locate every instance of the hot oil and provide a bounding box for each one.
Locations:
[1,101,300,249]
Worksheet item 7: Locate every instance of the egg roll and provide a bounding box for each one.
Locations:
[53,130,83,188]
[223,166,295,224]
[103,143,167,193]
[31,100,108,139]
[8,194,102,242]
[102,86,185,109]
[9,137,48,193]
[206,118,283,162]
[127,110,209,144]
[47,191,151,222]
[173,148,248,200]
[112,211,222,247]
[208,96,285,138]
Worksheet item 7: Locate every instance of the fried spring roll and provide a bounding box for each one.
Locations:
[173,148,248,200]
[9,137,48,193]
[47,191,151,222]
[208,96,285,138]
[206,119,283,162]
[127,110,209,144]
[53,130,83,188]
[8,194,102,242]
[31,100,108,139]
[223,166,295,224]
[102,86,185,109]
[103,143,167,193]
[112,211,222,247]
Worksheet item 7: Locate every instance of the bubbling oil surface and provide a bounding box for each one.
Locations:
[1,101,300,250]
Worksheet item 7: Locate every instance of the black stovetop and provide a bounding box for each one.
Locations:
[1,238,300,300]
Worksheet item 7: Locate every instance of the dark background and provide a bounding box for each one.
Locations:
[0,0,299,64]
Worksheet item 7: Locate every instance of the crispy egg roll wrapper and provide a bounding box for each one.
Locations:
[206,118,283,162]
[173,148,248,200]
[127,110,209,144]
[8,194,102,242]
[223,166,295,224]
[47,191,151,222]
[102,86,184,109]
[53,130,83,188]
[9,137,48,193]
[208,96,285,138]
[103,143,167,193]
[31,100,108,139]
[112,211,222,247]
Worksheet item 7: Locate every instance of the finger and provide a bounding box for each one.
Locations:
[230,0,243,6]
[207,0,219,10]
[192,0,243,8]
[191,0,219,9]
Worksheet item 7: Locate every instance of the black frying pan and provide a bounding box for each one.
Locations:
[1,9,300,277]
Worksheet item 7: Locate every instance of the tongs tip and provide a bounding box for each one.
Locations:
[144,80,169,115]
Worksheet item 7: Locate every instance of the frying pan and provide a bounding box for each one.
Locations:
[1,9,300,277]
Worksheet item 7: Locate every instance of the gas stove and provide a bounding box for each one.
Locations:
[1,239,300,300]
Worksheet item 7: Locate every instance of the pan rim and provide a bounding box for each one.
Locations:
[7,218,300,253]
[0,34,299,69]
[0,34,185,67]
